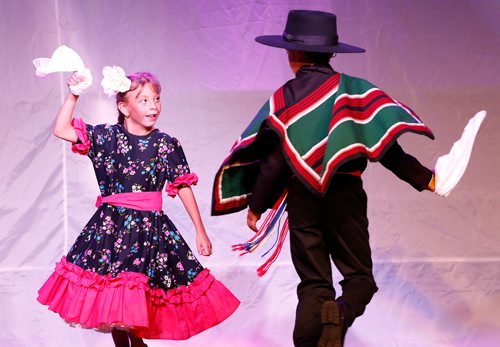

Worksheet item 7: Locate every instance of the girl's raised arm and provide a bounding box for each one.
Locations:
[53,73,85,143]
[177,186,213,256]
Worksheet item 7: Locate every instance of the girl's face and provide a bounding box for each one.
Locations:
[119,83,161,135]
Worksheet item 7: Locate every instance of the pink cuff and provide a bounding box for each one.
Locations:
[165,173,199,197]
[71,118,91,155]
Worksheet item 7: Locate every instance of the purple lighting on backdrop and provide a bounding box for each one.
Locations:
[1,0,499,346]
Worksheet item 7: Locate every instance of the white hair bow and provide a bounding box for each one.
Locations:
[100,66,132,97]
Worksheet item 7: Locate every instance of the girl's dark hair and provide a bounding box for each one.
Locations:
[116,72,161,124]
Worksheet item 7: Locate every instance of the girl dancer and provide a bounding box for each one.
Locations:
[38,68,239,347]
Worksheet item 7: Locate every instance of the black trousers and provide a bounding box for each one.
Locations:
[287,175,378,347]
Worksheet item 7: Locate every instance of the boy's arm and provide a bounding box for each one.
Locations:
[379,141,434,191]
[248,142,292,215]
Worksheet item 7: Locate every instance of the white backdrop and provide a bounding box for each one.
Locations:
[1,0,499,346]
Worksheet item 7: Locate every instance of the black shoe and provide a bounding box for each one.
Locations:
[317,301,346,347]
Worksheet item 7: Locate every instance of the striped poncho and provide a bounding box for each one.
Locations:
[212,72,434,216]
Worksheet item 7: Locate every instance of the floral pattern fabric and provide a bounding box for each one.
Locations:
[67,121,203,291]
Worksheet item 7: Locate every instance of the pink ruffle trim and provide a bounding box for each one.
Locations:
[38,257,240,340]
[165,173,199,198]
[71,118,91,155]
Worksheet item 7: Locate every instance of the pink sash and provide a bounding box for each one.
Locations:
[95,192,163,211]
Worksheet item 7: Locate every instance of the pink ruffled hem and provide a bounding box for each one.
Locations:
[165,173,199,198]
[37,257,240,340]
[71,118,91,155]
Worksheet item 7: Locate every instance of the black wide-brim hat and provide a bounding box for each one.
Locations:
[255,10,365,53]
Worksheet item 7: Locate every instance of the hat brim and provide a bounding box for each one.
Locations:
[255,35,365,53]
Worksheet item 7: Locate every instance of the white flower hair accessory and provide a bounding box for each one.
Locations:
[101,65,132,97]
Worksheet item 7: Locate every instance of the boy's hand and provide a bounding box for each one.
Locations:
[247,209,261,233]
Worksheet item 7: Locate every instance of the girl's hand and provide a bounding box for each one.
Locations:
[67,71,84,87]
[67,69,93,95]
[196,231,213,256]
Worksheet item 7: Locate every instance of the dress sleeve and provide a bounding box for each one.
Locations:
[165,138,198,197]
[70,118,93,156]
[379,141,433,191]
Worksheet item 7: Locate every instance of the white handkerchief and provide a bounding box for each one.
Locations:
[33,45,92,95]
[434,110,486,197]
[33,45,85,77]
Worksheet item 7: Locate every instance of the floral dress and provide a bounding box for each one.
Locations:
[37,120,239,340]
